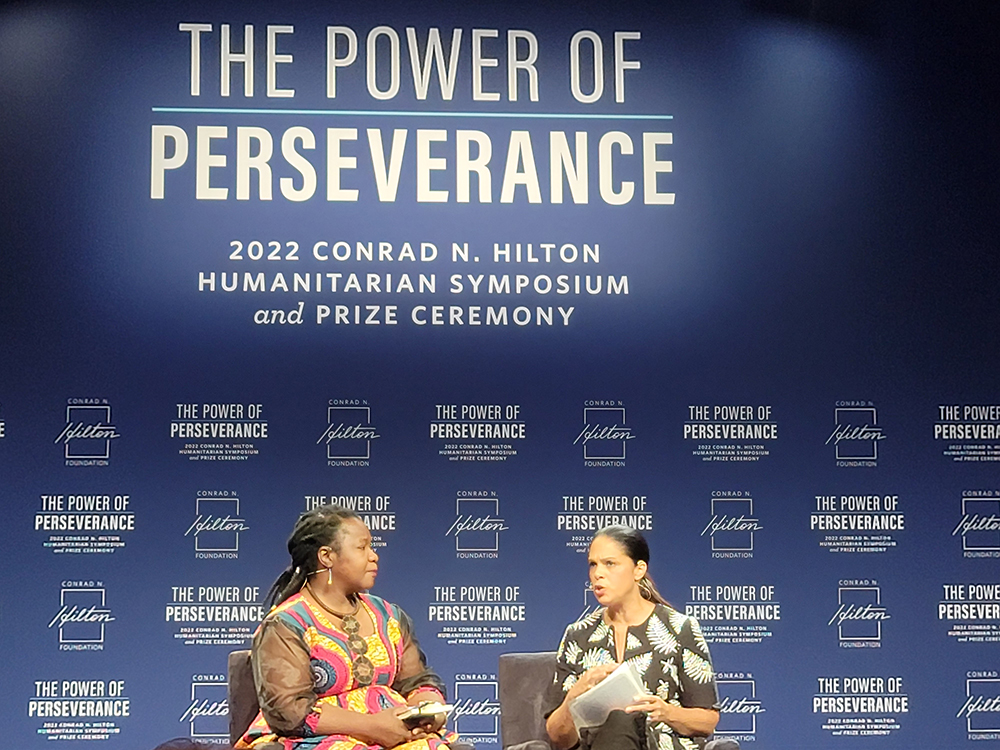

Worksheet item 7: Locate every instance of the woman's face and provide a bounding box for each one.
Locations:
[325,517,379,592]
[588,534,644,607]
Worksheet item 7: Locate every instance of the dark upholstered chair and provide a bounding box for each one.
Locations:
[228,649,258,746]
[498,651,558,750]
[496,651,737,750]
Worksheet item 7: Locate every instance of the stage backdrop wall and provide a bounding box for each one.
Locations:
[2,1,999,747]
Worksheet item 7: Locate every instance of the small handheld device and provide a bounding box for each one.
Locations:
[398,701,453,728]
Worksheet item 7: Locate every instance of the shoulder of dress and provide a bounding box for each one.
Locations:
[265,594,312,631]
[652,604,689,629]
[360,592,386,608]
[360,593,397,622]
[565,608,604,634]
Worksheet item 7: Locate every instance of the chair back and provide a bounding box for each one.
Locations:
[498,651,557,749]
[227,649,258,746]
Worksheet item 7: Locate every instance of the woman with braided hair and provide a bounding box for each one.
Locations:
[236,505,455,750]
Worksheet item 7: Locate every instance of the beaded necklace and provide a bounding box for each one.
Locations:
[305,583,376,685]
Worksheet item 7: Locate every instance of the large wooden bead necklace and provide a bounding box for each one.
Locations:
[306,582,376,685]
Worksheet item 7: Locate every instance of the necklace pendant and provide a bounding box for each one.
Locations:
[341,614,361,634]
[347,633,368,654]
[353,655,375,686]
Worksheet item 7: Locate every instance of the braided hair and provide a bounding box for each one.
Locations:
[265,505,362,608]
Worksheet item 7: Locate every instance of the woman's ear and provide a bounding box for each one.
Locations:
[317,545,337,569]
[634,559,648,581]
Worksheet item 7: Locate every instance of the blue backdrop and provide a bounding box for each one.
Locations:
[2,1,999,747]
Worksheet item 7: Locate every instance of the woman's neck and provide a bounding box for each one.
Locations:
[305,581,356,612]
[604,590,656,626]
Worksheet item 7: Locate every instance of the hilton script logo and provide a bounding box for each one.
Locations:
[576,402,634,466]
[827,403,885,466]
[56,400,120,465]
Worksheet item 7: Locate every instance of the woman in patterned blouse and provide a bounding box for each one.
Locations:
[545,526,720,750]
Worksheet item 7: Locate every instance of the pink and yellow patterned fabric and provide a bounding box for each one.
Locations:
[237,593,454,750]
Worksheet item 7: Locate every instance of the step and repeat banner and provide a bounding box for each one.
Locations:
[1,1,997,748]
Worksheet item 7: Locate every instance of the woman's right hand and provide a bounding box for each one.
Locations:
[547,663,617,750]
[565,663,617,702]
[364,706,419,748]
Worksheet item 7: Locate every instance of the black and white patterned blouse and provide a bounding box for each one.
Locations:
[545,604,720,750]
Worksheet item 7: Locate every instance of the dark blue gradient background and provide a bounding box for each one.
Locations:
[1,1,998,747]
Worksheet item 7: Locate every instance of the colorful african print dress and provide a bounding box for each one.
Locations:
[237,593,455,750]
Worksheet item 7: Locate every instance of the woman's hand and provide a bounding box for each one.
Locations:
[405,691,448,734]
[625,697,719,737]
[413,713,447,734]
[364,706,422,748]
[547,663,617,750]
[624,695,671,723]
[566,663,617,701]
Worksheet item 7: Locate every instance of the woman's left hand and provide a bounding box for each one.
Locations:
[625,695,672,724]
[409,712,447,735]
[405,692,448,735]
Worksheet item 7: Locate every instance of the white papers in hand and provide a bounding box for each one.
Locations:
[568,662,647,729]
